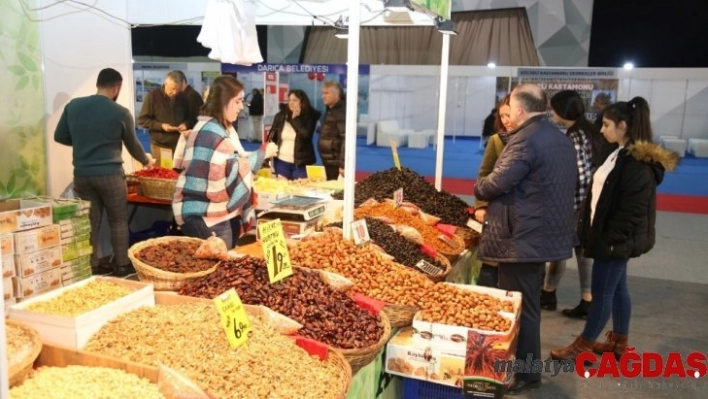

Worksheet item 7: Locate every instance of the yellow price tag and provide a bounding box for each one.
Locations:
[258,219,293,284]
[306,165,326,181]
[159,148,173,169]
[390,140,401,170]
[257,168,272,178]
[213,288,251,349]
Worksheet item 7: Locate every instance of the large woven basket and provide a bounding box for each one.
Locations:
[426,253,452,283]
[128,236,219,291]
[325,348,354,398]
[138,176,177,201]
[435,233,466,261]
[382,302,420,328]
[7,320,43,387]
[455,226,480,248]
[337,310,391,374]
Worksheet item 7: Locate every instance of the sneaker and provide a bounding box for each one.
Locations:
[91,264,114,276]
[113,264,136,278]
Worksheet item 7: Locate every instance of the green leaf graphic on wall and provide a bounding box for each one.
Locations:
[0,0,47,200]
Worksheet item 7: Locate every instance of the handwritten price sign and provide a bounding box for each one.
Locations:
[393,188,403,207]
[258,219,293,284]
[351,219,371,245]
[213,288,251,349]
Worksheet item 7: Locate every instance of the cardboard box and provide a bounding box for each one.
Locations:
[14,224,61,254]
[59,217,91,239]
[3,277,13,301]
[2,254,15,278]
[8,277,155,348]
[60,263,92,285]
[4,297,16,313]
[256,217,321,239]
[62,255,91,271]
[1,233,14,255]
[14,245,63,277]
[0,199,53,234]
[412,284,522,356]
[61,239,92,262]
[12,267,62,299]
[385,327,466,388]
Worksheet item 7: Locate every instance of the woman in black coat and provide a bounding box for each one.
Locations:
[268,90,321,180]
[550,97,678,362]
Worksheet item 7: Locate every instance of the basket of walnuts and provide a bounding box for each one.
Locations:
[128,235,229,291]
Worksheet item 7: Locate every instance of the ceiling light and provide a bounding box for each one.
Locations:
[334,16,348,39]
[436,16,457,35]
[623,62,634,70]
[384,0,413,13]
[487,62,496,69]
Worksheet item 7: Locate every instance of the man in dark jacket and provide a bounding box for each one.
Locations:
[318,81,346,180]
[137,70,188,164]
[474,83,577,395]
[248,89,264,142]
[174,70,203,130]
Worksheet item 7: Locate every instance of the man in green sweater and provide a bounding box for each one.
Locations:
[54,68,154,277]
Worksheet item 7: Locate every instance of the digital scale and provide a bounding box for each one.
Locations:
[256,196,327,238]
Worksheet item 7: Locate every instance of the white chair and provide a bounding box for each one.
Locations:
[660,136,688,157]
[688,138,708,158]
[376,120,412,147]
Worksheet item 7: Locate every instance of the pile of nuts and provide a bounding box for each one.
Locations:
[9,366,164,399]
[84,303,346,399]
[134,241,216,273]
[332,167,470,226]
[289,230,435,308]
[179,256,383,349]
[417,284,515,332]
[24,280,132,317]
[354,202,458,253]
[328,218,445,273]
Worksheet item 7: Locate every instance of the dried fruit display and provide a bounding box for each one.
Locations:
[289,230,435,308]
[134,167,179,179]
[179,257,383,349]
[24,280,132,317]
[332,167,469,226]
[464,331,509,381]
[134,241,216,273]
[328,218,445,273]
[84,303,346,399]
[9,366,165,399]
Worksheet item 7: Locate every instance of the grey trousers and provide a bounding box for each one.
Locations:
[73,174,129,268]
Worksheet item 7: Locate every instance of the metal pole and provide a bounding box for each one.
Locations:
[434,33,451,191]
[342,1,360,238]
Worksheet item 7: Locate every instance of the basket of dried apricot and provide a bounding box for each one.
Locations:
[128,236,220,291]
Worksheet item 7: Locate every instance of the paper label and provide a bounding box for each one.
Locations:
[306,165,326,182]
[351,219,371,245]
[393,188,404,207]
[466,218,484,234]
[258,219,293,284]
[415,259,443,276]
[213,288,252,349]
[159,148,173,169]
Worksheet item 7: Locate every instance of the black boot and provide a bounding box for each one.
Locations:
[562,299,591,319]
[540,289,557,311]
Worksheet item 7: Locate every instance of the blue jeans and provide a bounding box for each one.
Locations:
[181,216,242,249]
[581,258,631,341]
[273,157,307,180]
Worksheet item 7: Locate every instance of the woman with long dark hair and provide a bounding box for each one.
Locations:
[550,97,678,361]
[268,89,321,180]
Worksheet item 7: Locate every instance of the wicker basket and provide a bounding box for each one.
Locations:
[337,310,391,374]
[455,226,480,249]
[7,320,43,387]
[325,348,354,399]
[138,176,177,201]
[127,236,219,291]
[436,233,466,261]
[382,303,420,328]
[426,253,452,283]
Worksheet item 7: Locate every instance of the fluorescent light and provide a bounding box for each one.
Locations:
[334,15,348,39]
[384,0,413,13]
[487,62,496,69]
[435,17,457,35]
[624,62,634,70]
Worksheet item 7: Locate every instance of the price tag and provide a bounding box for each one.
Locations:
[466,218,484,234]
[258,219,293,284]
[213,288,251,349]
[306,165,326,182]
[390,140,402,170]
[439,234,457,248]
[415,259,443,276]
[257,168,272,179]
[393,188,403,207]
[351,219,371,245]
[159,148,173,169]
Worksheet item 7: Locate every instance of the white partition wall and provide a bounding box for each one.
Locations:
[684,81,708,139]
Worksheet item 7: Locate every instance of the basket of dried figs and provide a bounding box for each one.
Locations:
[6,320,43,387]
[128,236,225,291]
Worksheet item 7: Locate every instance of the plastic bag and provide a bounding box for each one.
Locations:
[318,270,356,292]
[368,243,395,261]
[360,198,379,207]
[392,224,424,245]
[193,235,230,260]
[418,210,442,226]
[157,363,216,399]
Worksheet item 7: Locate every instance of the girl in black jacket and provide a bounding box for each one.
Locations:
[268,90,321,180]
[550,97,678,362]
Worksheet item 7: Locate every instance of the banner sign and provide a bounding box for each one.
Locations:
[222,63,370,76]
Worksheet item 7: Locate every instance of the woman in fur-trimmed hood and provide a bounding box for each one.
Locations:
[550,97,680,363]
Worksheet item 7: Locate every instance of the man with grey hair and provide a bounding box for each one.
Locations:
[138,70,189,163]
[172,70,203,130]
[318,81,346,180]
[474,83,577,395]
